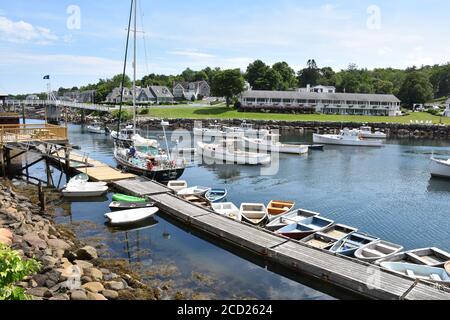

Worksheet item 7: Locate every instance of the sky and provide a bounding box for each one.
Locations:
[1,0,450,94]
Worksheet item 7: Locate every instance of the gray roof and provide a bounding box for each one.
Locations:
[242,90,401,103]
[150,86,173,98]
[139,87,156,99]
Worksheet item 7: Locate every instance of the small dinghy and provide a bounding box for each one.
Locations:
[275,216,334,240]
[177,186,210,197]
[205,189,228,203]
[182,195,211,208]
[109,201,156,212]
[240,203,268,226]
[380,262,450,285]
[211,202,241,222]
[329,233,380,257]
[313,224,358,241]
[375,247,450,268]
[62,184,108,198]
[267,200,295,219]
[167,180,188,192]
[105,207,159,226]
[112,194,147,203]
[266,209,320,231]
[355,240,404,263]
[302,233,339,250]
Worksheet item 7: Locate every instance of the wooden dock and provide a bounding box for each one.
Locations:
[111,177,450,300]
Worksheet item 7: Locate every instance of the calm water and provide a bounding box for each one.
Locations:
[25,120,450,300]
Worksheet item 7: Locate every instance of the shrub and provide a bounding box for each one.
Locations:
[139,108,149,115]
[111,110,133,121]
[0,245,41,300]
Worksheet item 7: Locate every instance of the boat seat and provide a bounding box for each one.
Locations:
[406,269,415,278]
[363,248,384,258]
[376,243,396,253]
[430,274,442,282]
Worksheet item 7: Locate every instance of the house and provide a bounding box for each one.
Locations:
[149,86,174,104]
[105,87,133,103]
[136,87,156,103]
[444,98,450,117]
[77,90,97,103]
[239,90,401,116]
[26,94,40,101]
[298,84,336,93]
[173,81,210,100]
[0,92,7,105]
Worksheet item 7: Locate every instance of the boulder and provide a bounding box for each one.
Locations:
[70,290,88,301]
[47,239,71,251]
[32,274,48,287]
[105,281,125,291]
[74,260,94,270]
[82,282,105,293]
[102,290,119,300]
[76,246,98,260]
[0,235,12,246]
[87,292,108,301]
[42,256,58,268]
[26,287,52,298]
[84,267,103,281]
[58,265,82,282]
[23,233,47,250]
[49,294,70,301]
[0,228,13,240]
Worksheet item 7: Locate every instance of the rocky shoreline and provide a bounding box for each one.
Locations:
[0,179,157,301]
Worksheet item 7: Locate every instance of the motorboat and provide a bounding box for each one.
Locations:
[313,128,383,147]
[211,202,242,222]
[240,203,268,226]
[109,201,156,212]
[329,232,380,257]
[87,124,105,134]
[430,157,450,179]
[375,247,450,268]
[62,184,108,198]
[224,122,270,137]
[275,216,334,240]
[193,124,227,137]
[265,209,320,232]
[354,240,404,263]
[267,200,295,220]
[167,180,188,192]
[445,261,450,276]
[197,140,271,165]
[105,207,159,226]
[241,134,309,155]
[380,262,450,284]
[177,186,210,197]
[357,126,387,139]
[205,189,228,203]
[66,174,107,188]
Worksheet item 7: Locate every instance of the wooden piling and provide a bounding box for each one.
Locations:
[38,182,45,212]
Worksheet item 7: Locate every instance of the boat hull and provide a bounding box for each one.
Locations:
[313,134,383,147]
[63,189,108,198]
[197,142,271,165]
[109,201,155,211]
[105,207,159,226]
[430,158,450,178]
[243,138,309,155]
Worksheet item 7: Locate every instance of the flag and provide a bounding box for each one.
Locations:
[43,75,50,80]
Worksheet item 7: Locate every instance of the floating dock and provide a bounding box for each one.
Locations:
[112,177,450,300]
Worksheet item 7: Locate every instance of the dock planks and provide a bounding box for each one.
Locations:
[113,177,173,197]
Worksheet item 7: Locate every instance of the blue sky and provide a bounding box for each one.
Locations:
[1,0,450,94]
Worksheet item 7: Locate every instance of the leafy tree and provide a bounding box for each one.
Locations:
[373,79,394,94]
[245,60,270,90]
[317,67,337,86]
[262,68,283,90]
[272,62,298,90]
[430,64,450,98]
[297,59,320,87]
[194,70,208,82]
[398,68,434,107]
[0,245,41,300]
[181,68,196,82]
[211,69,245,107]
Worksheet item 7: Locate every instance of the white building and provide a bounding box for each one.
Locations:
[444,98,450,117]
[239,90,401,116]
[298,84,336,94]
[173,81,210,100]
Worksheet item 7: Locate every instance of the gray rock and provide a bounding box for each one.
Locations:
[46,270,61,283]
[101,290,119,300]
[70,290,88,301]
[42,256,58,268]
[105,281,125,291]
[32,274,48,287]
[82,282,104,293]
[47,239,71,251]
[84,267,103,281]
[27,287,52,298]
[76,246,98,260]
[81,276,93,284]
[74,260,94,270]
[23,232,47,249]
[45,280,57,288]
[49,294,70,301]
[63,250,78,262]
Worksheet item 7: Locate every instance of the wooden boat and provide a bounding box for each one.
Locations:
[375,247,450,268]
[302,233,339,250]
[354,240,404,263]
[265,209,320,231]
[62,184,108,198]
[105,207,159,226]
[315,224,358,241]
[430,157,450,179]
[112,194,147,203]
[329,232,380,257]
[241,135,309,155]
[380,262,450,284]
[267,200,295,219]
[275,216,334,240]
[167,180,188,192]
[197,140,271,165]
[205,189,227,203]
[313,128,383,147]
[177,186,210,197]
[109,201,156,212]
[211,202,241,222]
[240,203,268,226]
[445,261,450,276]
[182,195,211,208]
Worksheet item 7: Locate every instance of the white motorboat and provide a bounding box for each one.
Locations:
[105,207,159,225]
[242,134,309,155]
[375,247,450,268]
[430,157,450,178]
[224,122,270,137]
[354,240,404,263]
[167,180,188,192]
[313,128,383,147]
[177,186,210,197]
[380,262,450,284]
[87,124,104,134]
[66,173,107,188]
[193,124,226,137]
[211,202,242,222]
[357,126,387,139]
[240,203,268,225]
[62,184,108,198]
[197,140,271,165]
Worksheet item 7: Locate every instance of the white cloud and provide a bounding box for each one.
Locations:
[167,50,215,59]
[405,46,435,67]
[0,16,58,45]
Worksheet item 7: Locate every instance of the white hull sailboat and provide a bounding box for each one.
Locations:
[430,157,450,178]
[197,141,271,165]
[313,128,383,147]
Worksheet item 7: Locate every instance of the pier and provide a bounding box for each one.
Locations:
[111,177,450,300]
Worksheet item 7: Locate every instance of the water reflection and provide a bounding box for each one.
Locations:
[427,177,450,194]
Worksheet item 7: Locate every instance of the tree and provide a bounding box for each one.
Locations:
[245,60,270,90]
[261,68,283,90]
[373,79,394,94]
[211,69,245,107]
[317,67,337,86]
[429,64,450,98]
[194,70,208,82]
[297,59,320,87]
[272,62,298,90]
[398,68,434,107]
[181,68,196,82]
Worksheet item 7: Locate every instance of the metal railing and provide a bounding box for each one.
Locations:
[0,123,68,146]
[4,99,119,112]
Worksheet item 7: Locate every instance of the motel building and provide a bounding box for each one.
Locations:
[239,88,402,116]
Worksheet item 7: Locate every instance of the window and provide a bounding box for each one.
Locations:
[272,98,281,103]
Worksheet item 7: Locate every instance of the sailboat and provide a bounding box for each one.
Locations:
[112,0,185,183]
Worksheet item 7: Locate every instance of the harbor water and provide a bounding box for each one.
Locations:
[25,121,450,300]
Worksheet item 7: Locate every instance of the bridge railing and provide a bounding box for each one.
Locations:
[0,123,68,146]
[5,100,118,112]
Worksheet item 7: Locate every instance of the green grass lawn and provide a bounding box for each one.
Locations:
[145,106,450,125]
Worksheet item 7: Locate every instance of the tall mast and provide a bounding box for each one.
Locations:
[133,0,137,135]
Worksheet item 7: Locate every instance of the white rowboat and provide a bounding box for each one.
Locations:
[240,203,268,226]
[105,207,159,225]
[211,202,242,222]
[380,262,450,284]
[354,240,404,263]
[430,157,450,179]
